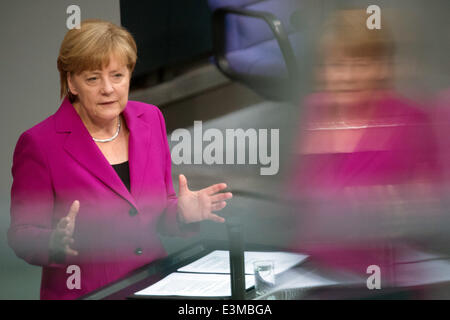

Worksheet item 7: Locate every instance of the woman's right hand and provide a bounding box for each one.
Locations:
[50,200,80,257]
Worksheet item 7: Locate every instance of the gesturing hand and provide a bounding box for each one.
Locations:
[177,174,232,224]
[50,200,80,257]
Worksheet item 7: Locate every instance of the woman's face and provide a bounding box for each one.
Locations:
[320,53,390,108]
[67,54,130,124]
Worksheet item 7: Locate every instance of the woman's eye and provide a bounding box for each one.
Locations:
[114,74,123,78]
[87,77,98,82]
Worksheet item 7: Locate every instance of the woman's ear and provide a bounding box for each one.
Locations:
[67,73,78,96]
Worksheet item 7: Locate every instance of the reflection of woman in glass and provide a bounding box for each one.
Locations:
[289,10,440,285]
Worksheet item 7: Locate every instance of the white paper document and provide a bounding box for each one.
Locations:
[134,272,255,297]
[177,250,308,275]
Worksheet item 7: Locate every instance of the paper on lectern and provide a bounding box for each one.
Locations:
[177,250,308,275]
[134,272,255,297]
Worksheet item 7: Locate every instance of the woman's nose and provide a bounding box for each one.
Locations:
[100,78,114,94]
[340,65,353,82]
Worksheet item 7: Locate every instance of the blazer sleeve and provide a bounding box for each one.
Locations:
[8,131,56,266]
[155,109,199,237]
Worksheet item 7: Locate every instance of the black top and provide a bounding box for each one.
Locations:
[112,161,131,192]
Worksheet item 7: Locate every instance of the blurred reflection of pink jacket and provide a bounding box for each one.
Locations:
[289,91,440,282]
[432,89,450,183]
[9,98,191,299]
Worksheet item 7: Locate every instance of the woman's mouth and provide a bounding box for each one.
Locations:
[98,101,117,106]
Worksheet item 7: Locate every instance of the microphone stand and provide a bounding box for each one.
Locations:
[226,215,245,300]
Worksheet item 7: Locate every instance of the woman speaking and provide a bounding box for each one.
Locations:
[8,19,232,300]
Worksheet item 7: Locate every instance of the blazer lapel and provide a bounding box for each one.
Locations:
[55,98,138,208]
[123,103,151,202]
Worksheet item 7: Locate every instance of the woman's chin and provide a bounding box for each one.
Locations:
[96,104,124,118]
[334,92,370,108]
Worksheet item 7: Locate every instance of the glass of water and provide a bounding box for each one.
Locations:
[253,260,276,296]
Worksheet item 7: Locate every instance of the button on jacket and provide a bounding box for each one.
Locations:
[9,98,191,300]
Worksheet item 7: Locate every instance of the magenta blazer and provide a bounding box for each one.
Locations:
[9,98,191,299]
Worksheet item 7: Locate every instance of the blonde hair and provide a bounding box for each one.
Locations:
[319,9,395,60]
[57,19,137,102]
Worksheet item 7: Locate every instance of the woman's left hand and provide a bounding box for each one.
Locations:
[177,174,232,224]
